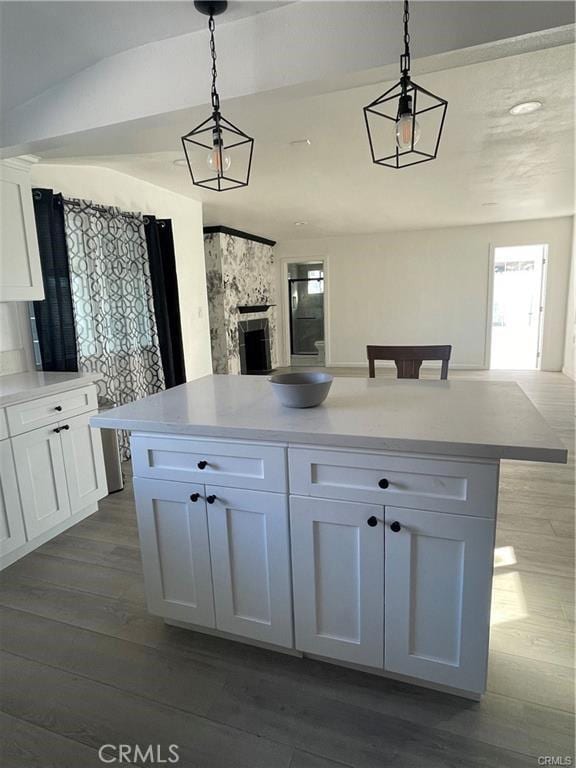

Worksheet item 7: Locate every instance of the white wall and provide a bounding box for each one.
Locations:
[276,217,574,371]
[0,302,33,376]
[562,220,576,379]
[31,164,212,381]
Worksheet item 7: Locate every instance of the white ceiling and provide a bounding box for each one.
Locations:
[0,1,289,112]
[35,42,575,240]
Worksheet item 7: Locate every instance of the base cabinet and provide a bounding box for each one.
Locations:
[60,412,107,514]
[290,496,384,668]
[207,486,293,647]
[134,478,216,627]
[12,423,71,540]
[0,440,26,557]
[384,506,494,693]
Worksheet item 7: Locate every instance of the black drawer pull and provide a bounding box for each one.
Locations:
[189,493,200,503]
[206,495,217,505]
[61,424,70,430]
[390,521,401,533]
[53,427,62,433]
[378,478,389,489]
[197,460,208,470]
[367,516,378,527]
[53,424,70,434]
[54,405,63,412]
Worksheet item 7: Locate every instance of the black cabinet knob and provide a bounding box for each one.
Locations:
[61,424,70,430]
[190,493,200,503]
[54,405,63,412]
[206,495,216,505]
[378,478,389,489]
[367,516,378,527]
[197,460,208,470]
[53,427,62,433]
[390,521,401,533]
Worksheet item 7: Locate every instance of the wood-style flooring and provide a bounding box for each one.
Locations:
[1,369,574,767]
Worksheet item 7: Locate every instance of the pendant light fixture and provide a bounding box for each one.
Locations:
[181,1,254,191]
[363,0,447,169]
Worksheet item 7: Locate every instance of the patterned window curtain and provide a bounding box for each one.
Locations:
[63,198,165,459]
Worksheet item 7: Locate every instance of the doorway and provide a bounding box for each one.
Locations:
[489,245,547,370]
[287,261,325,367]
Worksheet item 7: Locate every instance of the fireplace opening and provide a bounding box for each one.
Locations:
[239,319,272,374]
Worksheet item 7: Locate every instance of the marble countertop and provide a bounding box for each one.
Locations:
[0,371,102,407]
[90,374,567,463]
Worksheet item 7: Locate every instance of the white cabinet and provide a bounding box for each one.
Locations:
[0,440,26,557]
[60,412,107,514]
[12,423,71,540]
[0,159,44,301]
[384,506,494,694]
[133,478,216,627]
[207,486,293,648]
[290,496,384,668]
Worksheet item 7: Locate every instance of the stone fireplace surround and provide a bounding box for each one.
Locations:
[204,227,278,375]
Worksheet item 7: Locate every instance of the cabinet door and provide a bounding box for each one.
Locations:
[60,411,107,514]
[0,441,27,558]
[133,478,215,627]
[0,163,43,301]
[385,506,494,694]
[12,425,70,541]
[290,496,384,667]
[206,486,293,648]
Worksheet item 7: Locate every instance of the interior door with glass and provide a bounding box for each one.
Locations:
[288,261,325,365]
[490,245,547,370]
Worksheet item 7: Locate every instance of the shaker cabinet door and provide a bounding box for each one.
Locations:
[384,506,494,694]
[0,440,27,558]
[206,486,293,648]
[12,424,71,541]
[290,496,384,668]
[133,478,215,628]
[60,411,107,514]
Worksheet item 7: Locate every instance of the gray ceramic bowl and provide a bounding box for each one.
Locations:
[269,372,334,408]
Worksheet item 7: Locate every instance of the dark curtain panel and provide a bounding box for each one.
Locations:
[144,217,186,387]
[32,188,78,371]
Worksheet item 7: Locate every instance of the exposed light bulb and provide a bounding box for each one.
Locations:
[207,146,231,174]
[396,113,421,150]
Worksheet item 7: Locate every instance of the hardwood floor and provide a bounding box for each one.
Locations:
[1,369,573,767]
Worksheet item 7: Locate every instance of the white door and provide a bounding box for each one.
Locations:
[12,424,71,541]
[60,411,107,514]
[384,506,494,694]
[290,496,384,667]
[133,478,215,627]
[0,440,27,558]
[206,486,293,648]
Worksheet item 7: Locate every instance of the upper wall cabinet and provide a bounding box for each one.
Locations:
[0,157,44,301]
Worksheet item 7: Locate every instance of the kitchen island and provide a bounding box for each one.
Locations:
[91,374,566,699]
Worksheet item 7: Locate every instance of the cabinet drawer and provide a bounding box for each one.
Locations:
[289,447,498,517]
[0,409,8,441]
[132,435,287,492]
[7,386,97,436]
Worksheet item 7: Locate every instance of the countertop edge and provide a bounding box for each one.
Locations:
[0,373,102,407]
[89,414,568,464]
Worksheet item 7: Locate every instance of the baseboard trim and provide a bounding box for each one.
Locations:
[0,502,98,571]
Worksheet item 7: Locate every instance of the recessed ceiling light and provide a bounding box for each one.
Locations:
[294,221,308,227]
[481,202,498,207]
[290,139,311,146]
[509,101,543,116]
[173,159,188,167]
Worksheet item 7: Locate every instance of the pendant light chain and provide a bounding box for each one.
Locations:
[400,0,411,83]
[209,14,220,113]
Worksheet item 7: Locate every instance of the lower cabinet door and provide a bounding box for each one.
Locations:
[206,486,293,648]
[12,424,71,541]
[290,496,384,667]
[60,411,107,514]
[384,506,494,694]
[0,440,27,558]
[133,478,215,627]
